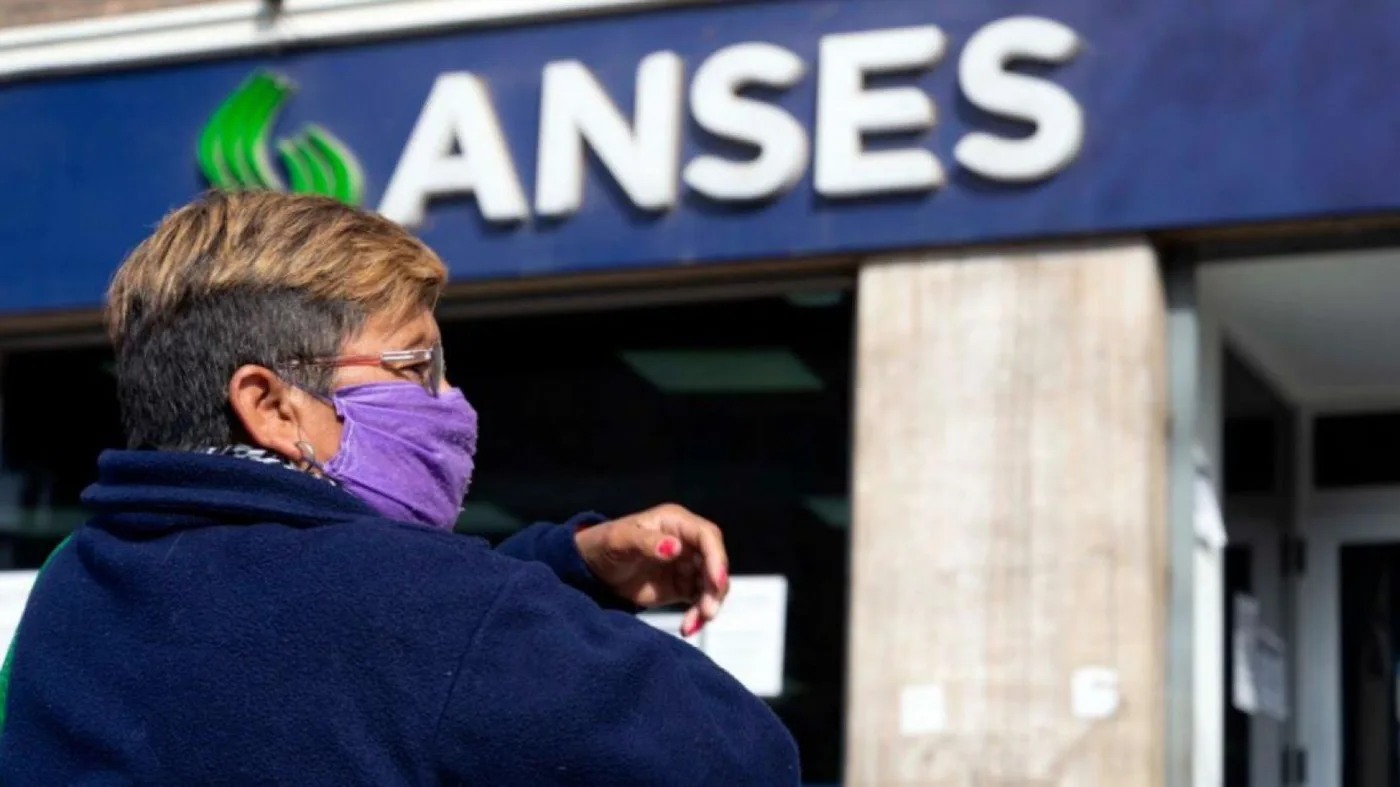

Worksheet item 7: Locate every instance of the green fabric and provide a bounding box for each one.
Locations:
[0,534,74,735]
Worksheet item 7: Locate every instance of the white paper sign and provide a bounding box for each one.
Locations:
[638,611,689,639]
[698,575,788,698]
[0,571,38,656]
[1231,593,1289,721]
[638,575,789,698]
[1232,593,1260,715]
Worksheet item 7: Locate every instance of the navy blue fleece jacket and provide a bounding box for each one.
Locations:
[0,450,799,785]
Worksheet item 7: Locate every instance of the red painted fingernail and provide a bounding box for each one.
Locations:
[657,538,679,559]
[718,566,729,588]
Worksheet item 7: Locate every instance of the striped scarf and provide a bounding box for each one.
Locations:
[202,445,337,486]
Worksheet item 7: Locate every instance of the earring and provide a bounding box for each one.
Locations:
[295,440,319,471]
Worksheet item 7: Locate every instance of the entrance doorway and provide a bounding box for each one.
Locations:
[1204,247,1400,786]
[1220,348,1297,787]
[1300,426,1400,787]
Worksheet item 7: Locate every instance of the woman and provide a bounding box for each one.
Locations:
[0,191,800,785]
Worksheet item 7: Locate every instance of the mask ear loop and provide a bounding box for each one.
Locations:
[284,373,336,478]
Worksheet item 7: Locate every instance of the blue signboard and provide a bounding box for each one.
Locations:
[0,0,1397,314]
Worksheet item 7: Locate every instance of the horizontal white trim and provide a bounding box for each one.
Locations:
[1297,385,1400,413]
[0,0,724,82]
[1307,487,1400,524]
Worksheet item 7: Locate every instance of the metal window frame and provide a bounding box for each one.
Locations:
[1163,252,1199,787]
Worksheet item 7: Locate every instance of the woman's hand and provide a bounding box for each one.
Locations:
[574,504,730,637]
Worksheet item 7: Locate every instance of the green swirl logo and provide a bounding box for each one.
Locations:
[197,70,365,206]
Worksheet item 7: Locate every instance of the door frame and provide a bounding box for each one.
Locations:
[1298,487,1400,787]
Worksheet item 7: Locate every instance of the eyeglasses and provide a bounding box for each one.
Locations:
[282,345,445,394]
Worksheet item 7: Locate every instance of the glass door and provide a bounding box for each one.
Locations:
[1300,411,1400,786]
[1223,507,1288,787]
[1299,513,1400,787]
[1300,494,1400,787]
[1339,543,1400,787]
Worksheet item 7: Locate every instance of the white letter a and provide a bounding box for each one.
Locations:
[379,73,530,228]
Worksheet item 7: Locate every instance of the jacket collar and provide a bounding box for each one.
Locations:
[81,450,378,533]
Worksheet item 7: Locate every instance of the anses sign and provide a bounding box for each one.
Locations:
[379,16,1085,228]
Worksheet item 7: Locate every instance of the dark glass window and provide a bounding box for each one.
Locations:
[0,290,853,782]
[1223,350,1292,497]
[442,292,853,783]
[0,346,122,566]
[1315,413,1400,488]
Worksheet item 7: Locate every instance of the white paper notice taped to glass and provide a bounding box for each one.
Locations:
[1231,593,1260,715]
[1231,592,1289,721]
[639,575,789,698]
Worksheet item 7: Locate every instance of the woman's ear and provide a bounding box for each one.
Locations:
[228,365,303,460]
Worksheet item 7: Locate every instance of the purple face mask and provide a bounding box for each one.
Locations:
[321,382,478,530]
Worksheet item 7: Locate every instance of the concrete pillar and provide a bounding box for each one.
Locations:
[845,240,1170,786]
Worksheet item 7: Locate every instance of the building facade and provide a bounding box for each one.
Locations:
[0,1,1395,785]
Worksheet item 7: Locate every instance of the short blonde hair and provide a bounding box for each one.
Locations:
[109,190,450,449]
[108,190,447,346]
